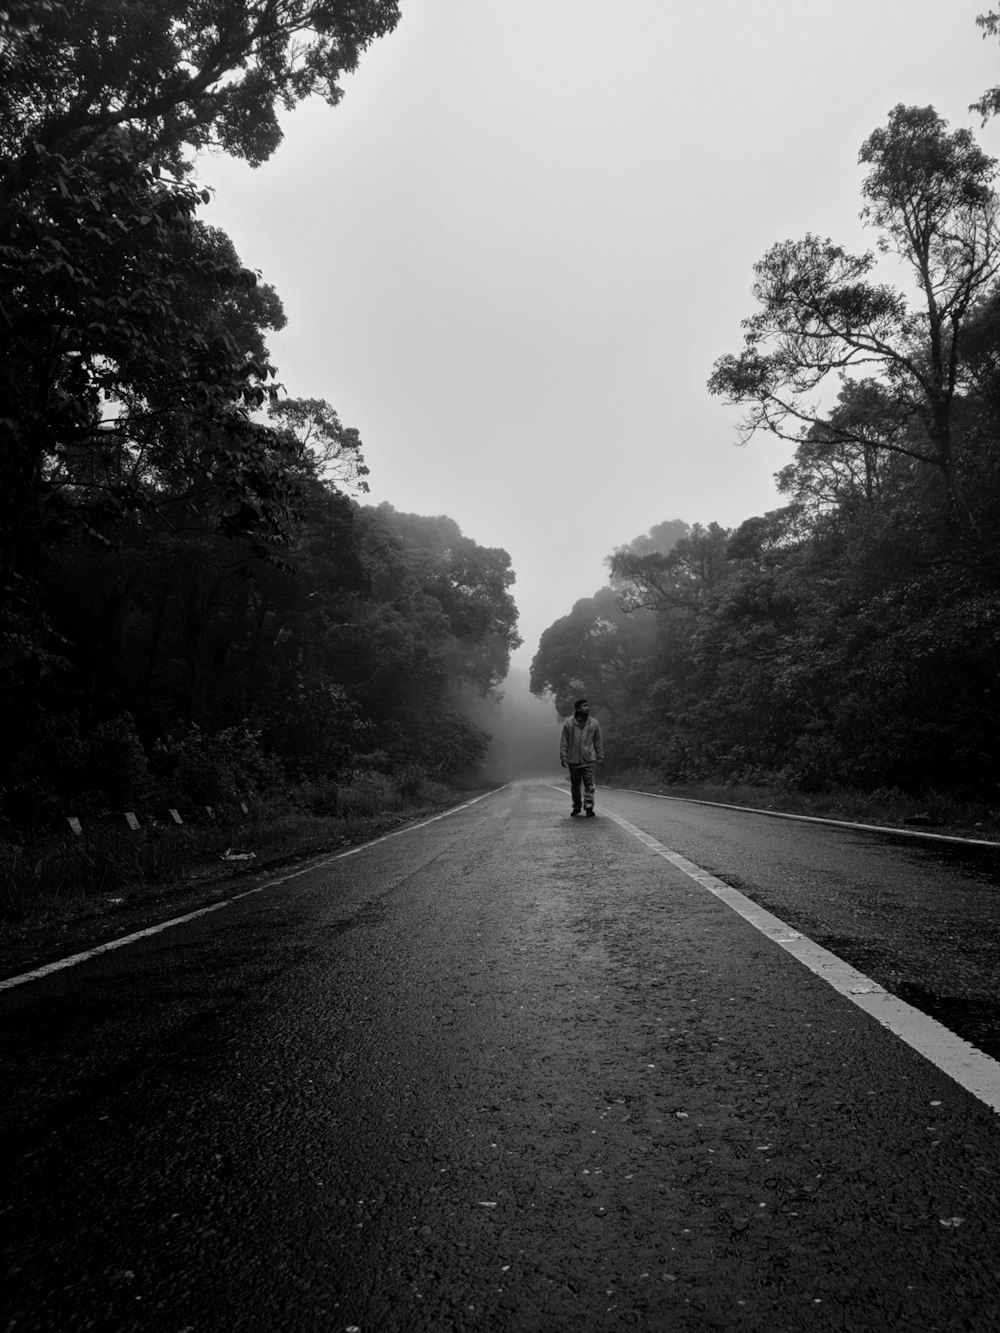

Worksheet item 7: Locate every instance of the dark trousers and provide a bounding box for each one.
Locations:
[569,763,596,811]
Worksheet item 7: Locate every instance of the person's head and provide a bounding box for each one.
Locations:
[574,698,589,717]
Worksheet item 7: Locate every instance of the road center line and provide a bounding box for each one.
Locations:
[0,786,507,993]
[591,798,1000,1115]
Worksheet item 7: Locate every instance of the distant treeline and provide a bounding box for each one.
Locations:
[532,97,1000,801]
[3,488,520,826]
[0,2,527,831]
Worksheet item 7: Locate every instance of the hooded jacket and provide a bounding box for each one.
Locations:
[560,713,604,766]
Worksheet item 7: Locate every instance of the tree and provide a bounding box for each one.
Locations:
[774,379,905,518]
[0,150,296,620]
[973,9,1000,122]
[609,522,730,613]
[0,0,399,630]
[0,1,537,812]
[370,506,522,694]
[529,586,657,722]
[709,105,1000,537]
[268,397,370,495]
[608,519,689,567]
[0,0,401,178]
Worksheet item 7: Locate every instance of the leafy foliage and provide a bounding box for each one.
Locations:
[709,105,1000,548]
[534,101,1000,802]
[0,0,523,826]
[530,587,657,724]
[0,0,401,173]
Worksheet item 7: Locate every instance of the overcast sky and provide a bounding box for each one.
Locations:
[200,0,1000,672]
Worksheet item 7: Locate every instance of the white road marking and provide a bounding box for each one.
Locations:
[614,786,1000,847]
[0,786,507,993]
[590,798,1000,1115]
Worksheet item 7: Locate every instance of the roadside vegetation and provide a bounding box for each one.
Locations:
[0,2,521,931]
[608,772,1000,844]
[0,770,486,934]
[532,79,1000,822]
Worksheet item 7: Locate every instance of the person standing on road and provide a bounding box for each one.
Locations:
[560,697,604,817]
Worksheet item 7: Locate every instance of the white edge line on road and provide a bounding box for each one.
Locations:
[547,787,1000,1115]
[612,786,1000,848]
[0,786,508,993]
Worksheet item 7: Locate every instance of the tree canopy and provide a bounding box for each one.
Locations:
[709,105,1000,544]
[0,0,401,175]
[534,90,1000,802]
[0,0,527,824]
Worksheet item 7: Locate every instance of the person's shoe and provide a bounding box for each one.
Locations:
[585,809,596,817]
[570,808,581,816]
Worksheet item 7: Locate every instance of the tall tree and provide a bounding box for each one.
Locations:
[0,157,294,617]
[0,0,399,647]
[609,522,730,614]
[529,586,657,722]
[370,506,522,695]
[709,105,1000,540]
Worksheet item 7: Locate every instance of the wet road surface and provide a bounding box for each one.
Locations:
[2,780,1000,1331]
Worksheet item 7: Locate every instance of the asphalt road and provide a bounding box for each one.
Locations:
[2,780,1000,1332]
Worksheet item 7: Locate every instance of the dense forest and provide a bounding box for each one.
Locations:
[0,0,523,842]
[532,74,1000,803]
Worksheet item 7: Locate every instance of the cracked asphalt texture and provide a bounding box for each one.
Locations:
[2,780,999,1331]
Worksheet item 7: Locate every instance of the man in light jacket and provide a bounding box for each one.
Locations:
[559,697,604,817]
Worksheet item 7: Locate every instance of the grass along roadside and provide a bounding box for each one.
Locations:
[0,777,488,980]
[609,771,1000,844]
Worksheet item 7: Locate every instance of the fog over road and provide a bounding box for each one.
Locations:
[3,781,1000,1332]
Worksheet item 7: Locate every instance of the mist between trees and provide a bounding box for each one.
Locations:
[531,86,1000,817]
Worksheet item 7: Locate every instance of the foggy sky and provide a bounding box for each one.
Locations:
[199,1,1000,671]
